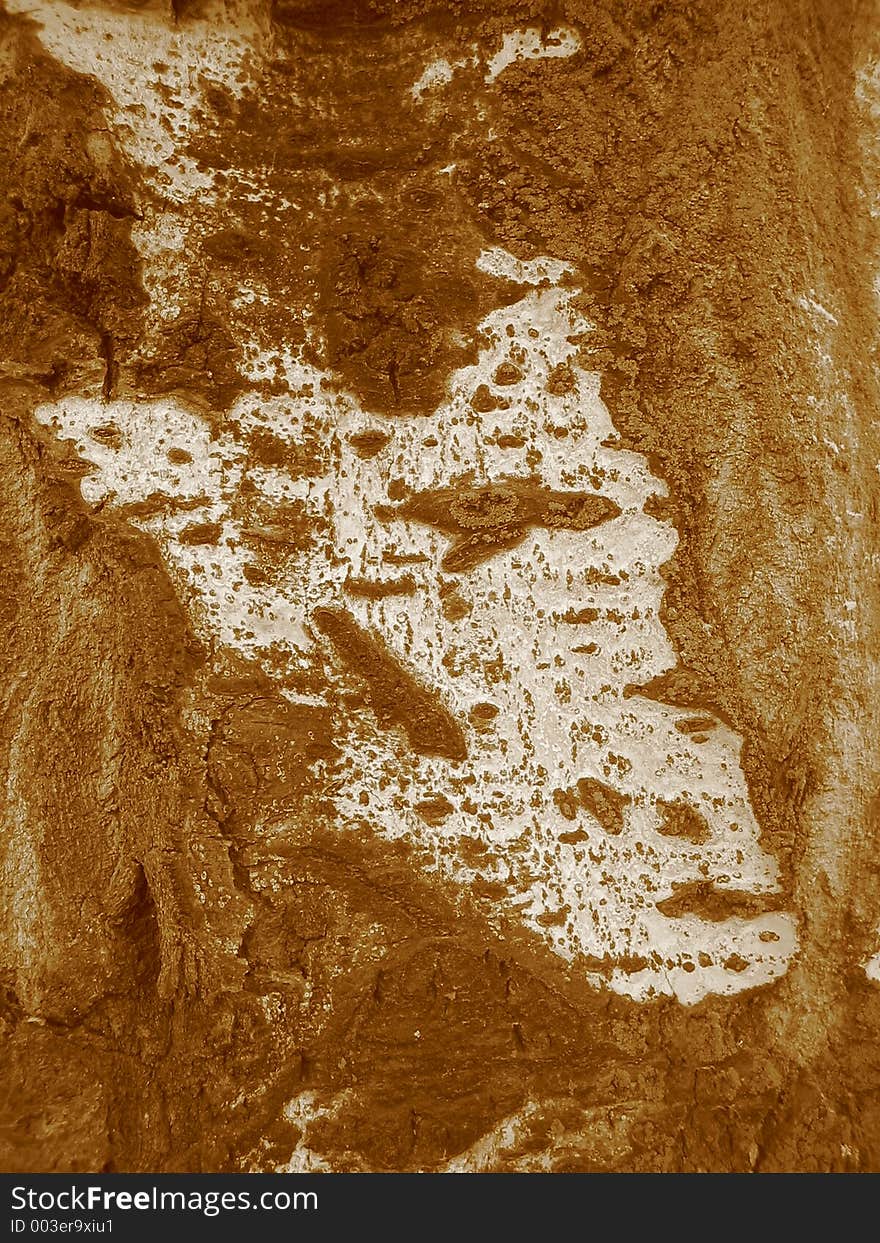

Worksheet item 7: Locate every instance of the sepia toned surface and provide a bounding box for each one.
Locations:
[1,0,879,1172]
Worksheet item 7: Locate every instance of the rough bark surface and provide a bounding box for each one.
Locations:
[1,0,879,1172]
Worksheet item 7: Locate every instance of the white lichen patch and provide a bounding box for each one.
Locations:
[411,56,461,98]
[10,0,272,341]
[34,250,796,1004]
[477,246,573,285]
[274,1092,336,1173]
[7,0,267,202]
[409,25,579,99]
[35,387,328,664]
[796,293,840,326]
[485,26,582,83]
[443,1097,634,1171]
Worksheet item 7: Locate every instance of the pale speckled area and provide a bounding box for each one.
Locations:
[442,1097,635,1171]
[4,0,879,1178]
[410,23,582,99]
[484,26,582,83]
[4,0,266,202]
[34,248,796,1004]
